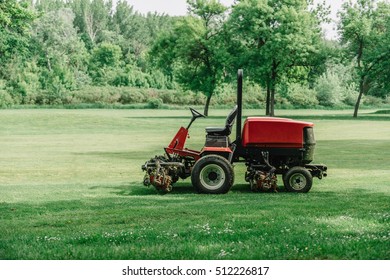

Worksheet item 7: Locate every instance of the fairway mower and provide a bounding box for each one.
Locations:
[142,70,327,194]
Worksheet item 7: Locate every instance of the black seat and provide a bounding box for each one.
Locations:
[206,105,238,136]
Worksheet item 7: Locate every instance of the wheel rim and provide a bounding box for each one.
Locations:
[289,173,307,191]
[199,164,225,191]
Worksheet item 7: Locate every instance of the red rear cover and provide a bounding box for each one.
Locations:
[242,117,314,148]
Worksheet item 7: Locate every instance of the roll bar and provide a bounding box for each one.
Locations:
[236,69,243,143]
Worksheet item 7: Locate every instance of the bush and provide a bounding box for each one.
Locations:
[118,88,146,104]
[342,83,359,106]
[287,83,319,108]
[315,71,343,107]
[213,82,266,109]
[363,95,383,107]
[147,98,163,109]
[0,89,14,108]
[384,95,390,105]
[128,69,150,88]
[159,90,176,104]
[69,86,121,104]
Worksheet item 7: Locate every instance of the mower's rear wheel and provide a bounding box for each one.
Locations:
[191,155,234,194]
[283,166,313,193]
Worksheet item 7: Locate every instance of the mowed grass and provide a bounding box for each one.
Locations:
[0,108,389,260]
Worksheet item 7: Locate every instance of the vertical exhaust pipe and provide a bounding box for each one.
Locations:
[236,69,243,144]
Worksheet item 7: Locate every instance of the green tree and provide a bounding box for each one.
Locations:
[228,0,323,116]
[34,0,66,12]
[89,42,122,85]
[3,57,41,104]
[32,7,89,97]
[339,0,390,117]
[368,4,390,100]
[71,0,112,48]
[0,0,35,74]
[365,1,390,101]
[151,0,228,115]
[109,0,143,59]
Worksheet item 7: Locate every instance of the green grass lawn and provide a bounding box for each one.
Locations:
[0,108,389,260]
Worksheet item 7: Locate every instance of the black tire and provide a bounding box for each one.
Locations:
[283,166,313,193]
[191,155,234,194]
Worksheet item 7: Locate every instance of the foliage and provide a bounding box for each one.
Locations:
[3,58,41,104]
[315,70,343,107]
[338,0,390,117]
[287,83,319,108]
[227,0,324,116]
[88,42,122,85]
[147,98,164,109]
[0,0,389,111]
[31,7,89,98]
[0,0,36,76]
[0,80,13,108]
[70,0,111,48]
[151,0,228,115]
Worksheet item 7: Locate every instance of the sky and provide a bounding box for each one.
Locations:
[125,0,348,40]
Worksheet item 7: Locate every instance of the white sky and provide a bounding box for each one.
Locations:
[125,0,349,39]
[125,0,235,15]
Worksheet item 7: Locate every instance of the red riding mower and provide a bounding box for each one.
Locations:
[142,70,327,194]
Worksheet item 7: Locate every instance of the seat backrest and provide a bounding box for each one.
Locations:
[225,105,238,134]
[205,105,238,136]
[226,105,238,128]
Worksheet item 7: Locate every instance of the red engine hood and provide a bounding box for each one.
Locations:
[241,117,314,148]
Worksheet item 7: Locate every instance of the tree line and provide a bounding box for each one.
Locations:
[0,0,389,117]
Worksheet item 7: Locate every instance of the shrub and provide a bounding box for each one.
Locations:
[342,83,359,106]
[118,88,146,104]
[0,89,14,108]
[315,71,343,107]
[363,95,383,107]
[70,86,121,104]
[384,95,390,105]
[212,82,266,108]
[90,43,122,69]
[191,92,206,105]
[147,98,163,109]
[287,83,319,108]
[159,90,176,104]
[129,69,150,88]
[146,70,171,89]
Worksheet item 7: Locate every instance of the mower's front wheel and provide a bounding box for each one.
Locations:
[191,155,234,194]
[283,166,313,193]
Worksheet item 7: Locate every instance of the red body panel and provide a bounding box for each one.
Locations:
[167,127,188,151]
[242,117,314,148]
[201,147,233,154]
[165,126,201,160]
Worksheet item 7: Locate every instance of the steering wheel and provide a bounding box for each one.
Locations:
[190,108,206,119]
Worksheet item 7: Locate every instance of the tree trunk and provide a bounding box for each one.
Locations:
[84,10,96,45]
[353,75,365,118]
[46,53,52,72]
[266,82,271,116]
[269,87,275,117]
[354,41,364,118]
[268,60,278,117]
[204,94,212,116]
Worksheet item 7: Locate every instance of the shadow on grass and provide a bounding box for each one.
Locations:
[106,182,288,197]
[371,109,390,114]
[87,182,196,196]
[112,182,199,196]
[74,151,134,160]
